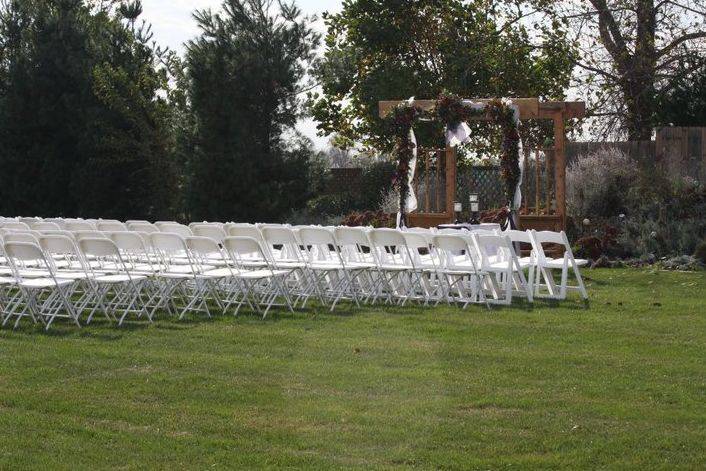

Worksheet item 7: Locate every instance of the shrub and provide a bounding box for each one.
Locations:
[340,210,394,228]
[566,148,639,225]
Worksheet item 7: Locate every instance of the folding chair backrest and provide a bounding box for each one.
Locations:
[3,232,40,244]
[298,227,341,264]
[189,221,224,229]
[65,221,96,231]
[127,222,159,233]
[3,241,44,262]
[186,236,221,256]
[192,225,227,243]
[530,230,566,264]
[369,229,412,267]
[228,225,265,243]
[1,221,30,231]
[475,234,513,269]
[73,230,108,241]
[79,238,131,275]
[150,232,187,252]
[157,223,192,238]
[334,227,372,264]
[335,227,370,246]
[39,234,81,257]
[19,217,39,226]
[79,238,120,257]
[31,221,61,231]
[109,231,149,252]
[224,236,267,262]
[96,221,127,232]
[3,241,54,274]
[432,234,479,270]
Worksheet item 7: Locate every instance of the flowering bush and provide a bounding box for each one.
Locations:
[340,210,394,228]
[566,148,639,224]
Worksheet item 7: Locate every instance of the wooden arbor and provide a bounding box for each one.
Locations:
[379,98,586,230]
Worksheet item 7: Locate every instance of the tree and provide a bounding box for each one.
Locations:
[184,0,319,222]
[310,0,577,150]
[655,64,706,126]
[0,0,178,219]
[565,0,706,140]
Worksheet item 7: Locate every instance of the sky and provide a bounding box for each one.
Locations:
[141,0,343,149]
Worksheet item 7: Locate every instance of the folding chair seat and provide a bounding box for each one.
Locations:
[530,230,589,300]
[2,241,80,330]
[223,237,294,318]
[432,234,488,308]
[78,238,150,325]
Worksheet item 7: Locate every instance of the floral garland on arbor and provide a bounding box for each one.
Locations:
[385,92,522,227]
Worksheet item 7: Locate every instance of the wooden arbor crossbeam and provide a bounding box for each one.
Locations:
[378,98,586,230]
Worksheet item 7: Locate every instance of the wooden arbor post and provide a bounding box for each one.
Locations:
[378,99,585,230]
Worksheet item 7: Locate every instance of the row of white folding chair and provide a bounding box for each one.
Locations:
[0,236,152,329]
[0,232,295,328]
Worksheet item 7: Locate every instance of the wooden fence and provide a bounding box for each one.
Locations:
[566,127,706,182]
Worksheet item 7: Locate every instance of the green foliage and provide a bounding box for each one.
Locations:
[184,0,320,222]
[311,0,576,149]
[655,65,706,127]
[0,0,178,220]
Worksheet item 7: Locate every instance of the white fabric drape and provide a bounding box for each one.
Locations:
[396,127,418,228]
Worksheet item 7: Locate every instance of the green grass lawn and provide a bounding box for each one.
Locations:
[0,269,704,469]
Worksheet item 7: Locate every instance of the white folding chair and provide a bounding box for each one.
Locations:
[530,230,589,300]
[223,236,294,318]
[261,226,311,307]
[149,232,214,319]
[403,232,442,304]
[78,238,150,325]
[368,229,423,305]
[432,234,488,308]
[2,241,80,329]
[473,233,532,304]
[298,227,367,310]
